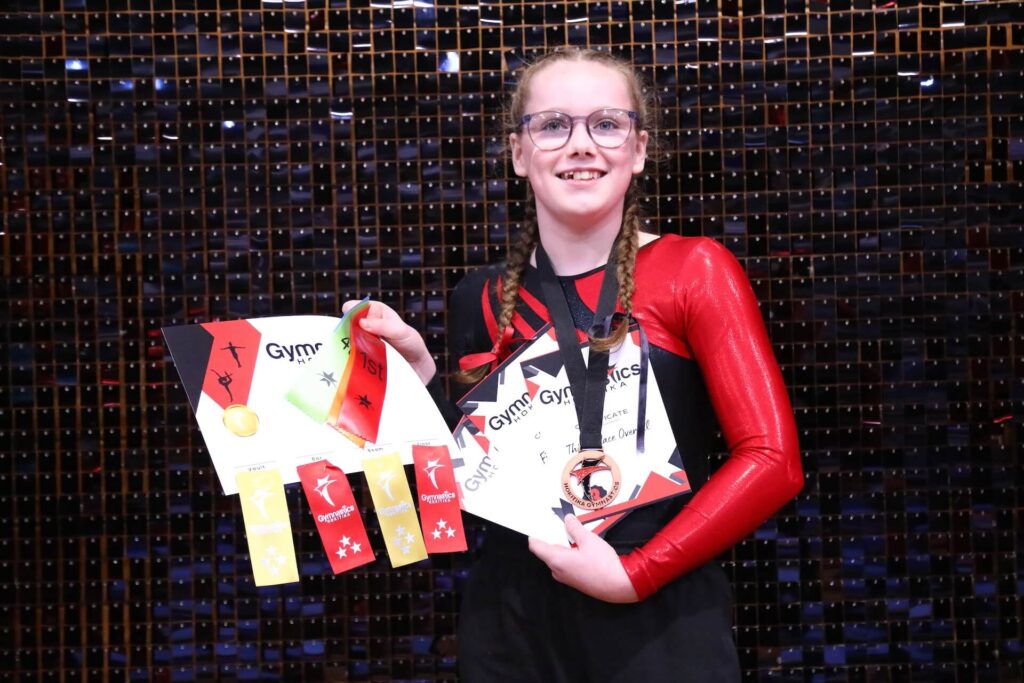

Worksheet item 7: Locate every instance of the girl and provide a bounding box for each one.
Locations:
[349,48,802,681]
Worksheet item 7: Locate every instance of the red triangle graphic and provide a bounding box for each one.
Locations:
[468,414,487,434]
[525,379,540,399]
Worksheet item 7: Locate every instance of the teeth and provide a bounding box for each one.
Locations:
[560,170,603,181]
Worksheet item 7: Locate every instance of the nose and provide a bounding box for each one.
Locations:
[565,118,595,154]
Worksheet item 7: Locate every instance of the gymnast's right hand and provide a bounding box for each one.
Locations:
[341,300,437,385]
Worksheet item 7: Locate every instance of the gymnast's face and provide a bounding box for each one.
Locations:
[509,59,648,234]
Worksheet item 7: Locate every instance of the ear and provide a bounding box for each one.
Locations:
[631,130,649,175]
[510,132,528,177]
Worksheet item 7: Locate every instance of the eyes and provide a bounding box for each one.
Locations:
[537,115,623,132]
[520,108,637,151]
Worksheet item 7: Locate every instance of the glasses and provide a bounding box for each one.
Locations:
[519,108,638,151]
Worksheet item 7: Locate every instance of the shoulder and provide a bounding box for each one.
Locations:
[638,234,742,282]
[450,263,504,305]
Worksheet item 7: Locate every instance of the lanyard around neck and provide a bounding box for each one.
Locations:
[534,242,619,451]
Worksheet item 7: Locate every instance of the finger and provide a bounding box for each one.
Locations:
[341,300,359,313]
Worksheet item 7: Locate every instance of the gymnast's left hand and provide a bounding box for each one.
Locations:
[528,515,639,603]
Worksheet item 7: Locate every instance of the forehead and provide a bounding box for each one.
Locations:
[522,60,634,113]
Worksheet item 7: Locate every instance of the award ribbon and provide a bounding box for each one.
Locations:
[535,241,623,510]
[363,452,427,567]
[200,320,262,437]
[412,445,467,553]
[297,460,375,574]
[236,469,300,586]
[285,314,355,424]
[334,304,387,446]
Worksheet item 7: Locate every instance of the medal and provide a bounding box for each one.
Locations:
[561,449,622,510]
[222,403,260,436]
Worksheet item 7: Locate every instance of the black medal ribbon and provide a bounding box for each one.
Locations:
[534,242,619,452]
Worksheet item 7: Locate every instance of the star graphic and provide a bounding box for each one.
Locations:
[445,527,456,538]
[432,528,442,539]
[401,544,411,555]
[340,535,351,547]
[436,519,447,529]
[404,532,414,545]
[318,371,337,387]
[423,458,444,488]
[314,475,336,506]
[336,546,348,559]
[351,542,362,554]
[358,394,371,409]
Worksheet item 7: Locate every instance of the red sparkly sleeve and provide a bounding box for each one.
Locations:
[621,238,803,600]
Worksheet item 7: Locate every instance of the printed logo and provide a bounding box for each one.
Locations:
[422,458,444,489]
[377,470,396,501]
[265,341,324,364]
[560,450,621,510]
[249,487,272,518]
[313,474,337,507]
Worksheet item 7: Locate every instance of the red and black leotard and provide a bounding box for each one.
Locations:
[444,234,803,599]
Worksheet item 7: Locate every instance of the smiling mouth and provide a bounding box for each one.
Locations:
[557,170,606,181]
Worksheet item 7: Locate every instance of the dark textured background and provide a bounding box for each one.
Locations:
[1,0,1022,680]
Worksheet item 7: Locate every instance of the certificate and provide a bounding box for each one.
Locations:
[453,325,690,545]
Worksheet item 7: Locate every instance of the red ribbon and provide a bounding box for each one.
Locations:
[412,445,467,554]
[297,460,375,573]
[334,306,387,445]
[458,325,527,374]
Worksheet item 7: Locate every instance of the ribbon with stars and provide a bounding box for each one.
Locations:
[235,469,300,586]
[332,304,387,446]
[362,452,427,567]
[296,460,374,574]
[412,445,467,553]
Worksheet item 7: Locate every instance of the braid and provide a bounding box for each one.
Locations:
[497,208,538,338]
[453,212,538,384]
[591,195,641,352]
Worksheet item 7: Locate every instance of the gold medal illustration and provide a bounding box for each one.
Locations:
[561,449,621,510]
[223,404,260,437]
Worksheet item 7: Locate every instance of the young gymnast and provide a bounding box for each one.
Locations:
[346,47,802,681]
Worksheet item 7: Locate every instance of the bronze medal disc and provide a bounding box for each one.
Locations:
[223,404,260,437]
[561,449,621,510]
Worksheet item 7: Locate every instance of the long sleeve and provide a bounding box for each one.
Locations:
[621,239,803,600]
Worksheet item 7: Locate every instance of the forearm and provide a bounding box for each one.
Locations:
[621,436,802,600]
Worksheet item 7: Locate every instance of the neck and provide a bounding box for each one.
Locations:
[533,204,624,276]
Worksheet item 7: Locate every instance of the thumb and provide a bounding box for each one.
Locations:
[563,514,590,547]
[527,536,557,564]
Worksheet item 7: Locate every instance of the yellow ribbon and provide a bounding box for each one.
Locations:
[363,453,427,567]
[236,469,300,586]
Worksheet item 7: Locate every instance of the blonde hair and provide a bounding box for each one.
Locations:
[458,48,657,382]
